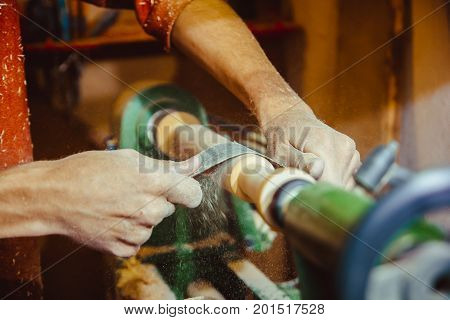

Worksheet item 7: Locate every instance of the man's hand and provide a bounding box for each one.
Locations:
[261,106,361,188]
[0,150,202,257]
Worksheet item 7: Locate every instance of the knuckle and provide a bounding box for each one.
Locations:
[135,210,145,219]
[115,219,136,235]
[269,142,290,166]
[332,133,356,153]
[345,138,357,151]
[263,126,285,142]
[336,134,356,150]
[265,134,287,154]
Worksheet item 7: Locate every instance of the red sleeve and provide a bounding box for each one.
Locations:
[134,0,194,50]
[83,0,194,50]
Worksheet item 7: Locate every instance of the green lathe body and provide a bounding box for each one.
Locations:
[281,183,374,268]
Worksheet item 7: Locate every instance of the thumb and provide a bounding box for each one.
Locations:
[168,156,201,176]
[288,148,324,180]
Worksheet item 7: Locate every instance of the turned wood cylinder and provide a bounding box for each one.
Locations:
[156,112,314,226]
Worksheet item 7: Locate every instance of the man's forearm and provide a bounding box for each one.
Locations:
[0,164,57,238]
[84,0,313,123]
[172,0,314,125]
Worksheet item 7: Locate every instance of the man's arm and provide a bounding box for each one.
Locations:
[0,151,202,256]
[0,162,56,239]
[170,0,360,187]
[172,0,303,121]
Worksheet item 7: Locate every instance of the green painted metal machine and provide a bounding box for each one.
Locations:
[114,83,450,300]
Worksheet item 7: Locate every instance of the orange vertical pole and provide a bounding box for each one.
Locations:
[0,0,42,299]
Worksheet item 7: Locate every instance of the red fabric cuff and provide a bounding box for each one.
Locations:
[135,0,194,51]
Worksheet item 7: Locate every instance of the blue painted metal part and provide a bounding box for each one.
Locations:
[339,167,450,299]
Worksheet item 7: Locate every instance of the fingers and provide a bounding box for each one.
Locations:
[142,157,203,208]
[141,171,202,208]
[299,153,325,180]
[117,227,152,247]
[85,232,141,258]
[107,175,201,257]
[325,137,359,187]
[109,242,140,258]
[112,218,152,244]
[298,128,359,186]
[108,196,176,257]
[277,143,324,180]
[139,197,176,226]
[343,151,361,189]
[162,174,203,208]
[100,200,170,258]
[61,150,203,259]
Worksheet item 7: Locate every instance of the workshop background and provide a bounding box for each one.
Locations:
[2,0,449,299]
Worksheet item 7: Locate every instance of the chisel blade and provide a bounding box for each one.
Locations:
[191,142,282,177]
